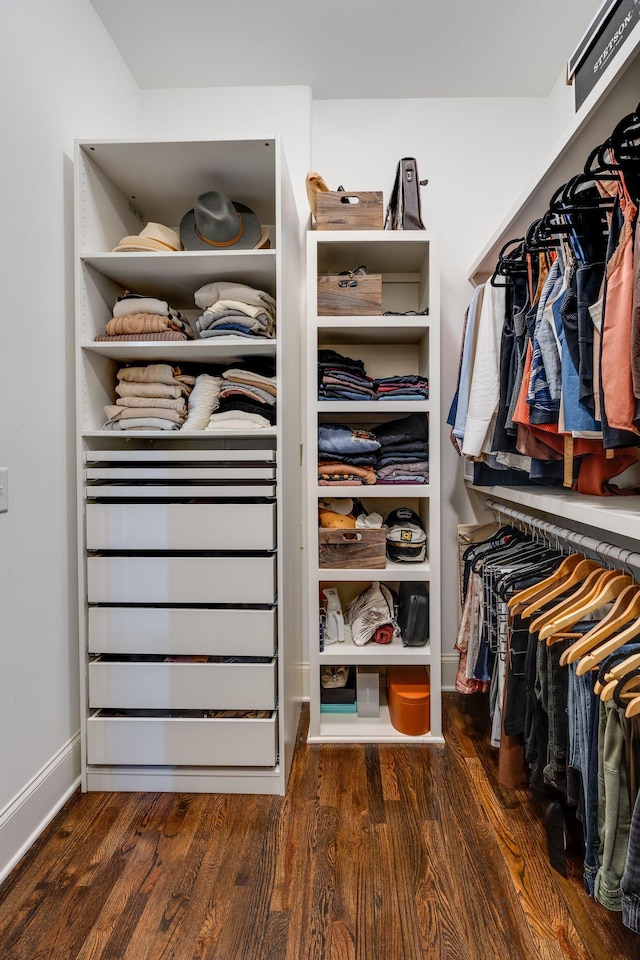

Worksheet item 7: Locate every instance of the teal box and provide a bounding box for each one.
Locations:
[320,702,358,714]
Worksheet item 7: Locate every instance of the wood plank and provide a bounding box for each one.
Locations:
[0,699,637,959]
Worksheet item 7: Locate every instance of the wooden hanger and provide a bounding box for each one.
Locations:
[566,585,640,672]
[613,672,640,717]
[599,659,640,700]
[601,650,640,683]
[528,564,607,634]
[538,571,633,644]
[625,688,640,719]
[599,676,620,701]
[543,569,626,646]
[617,671,640,701]
[507,553,583,613]
[522,559,601,624]
[570,597,640,673]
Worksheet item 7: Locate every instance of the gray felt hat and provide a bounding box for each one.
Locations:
[179,190,263,251]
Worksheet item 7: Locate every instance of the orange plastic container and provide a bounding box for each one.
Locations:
[386,665,430,736]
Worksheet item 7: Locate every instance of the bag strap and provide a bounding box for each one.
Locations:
[384,161,402,230]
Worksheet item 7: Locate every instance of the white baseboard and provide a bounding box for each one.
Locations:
[441,655,459,691]
[0,734,81,885]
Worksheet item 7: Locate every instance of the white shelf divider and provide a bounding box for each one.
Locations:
[75,136,300,796]
[306,229,441,744]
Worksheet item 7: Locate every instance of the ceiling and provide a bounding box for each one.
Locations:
[90,0,605,100]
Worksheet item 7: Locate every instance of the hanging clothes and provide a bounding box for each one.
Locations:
[451,109,640,496]
[455,512,640,930]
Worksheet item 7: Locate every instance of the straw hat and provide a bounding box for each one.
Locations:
[112,222,183,253]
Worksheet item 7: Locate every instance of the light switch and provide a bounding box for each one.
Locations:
[0,468,7,513]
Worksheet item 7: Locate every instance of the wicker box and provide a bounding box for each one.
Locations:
[317,274,382,316]
[316,191,384,230]
[319,527,387,569]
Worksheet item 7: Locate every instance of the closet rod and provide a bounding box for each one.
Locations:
[484,497,640,572]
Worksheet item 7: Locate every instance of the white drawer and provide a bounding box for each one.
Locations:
[85,466,276,480]
[87,555,276,604]
[88,658,277,710]
[87,711,278,767]
[85,449,276,463]
[88,606,276,656]
[85,485,275,499]
[85,502,275,550]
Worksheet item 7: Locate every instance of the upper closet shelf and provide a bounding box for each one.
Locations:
[467,29,640,285]
[81,251,276,303]
[77,138,277,235]
[471,484,640,542]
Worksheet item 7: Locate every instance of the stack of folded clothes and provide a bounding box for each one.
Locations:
[374,375,429,400]
[373,413,429,483]
[194,281,276,340]
[96,293,194,341]
[182,373,223,430]
[104,363,195,431]
[317,423,380,485]
[207,363,277,430]
[318,350,374,401]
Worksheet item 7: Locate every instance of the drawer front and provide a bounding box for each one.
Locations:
[85,449,276,463]
[87,713,278,767]
[86,502,275,551]
[88,607,276,656]
[85,466,276,480]
[88,659,277,710]
[85,485,275,499]
[87,556,276,604]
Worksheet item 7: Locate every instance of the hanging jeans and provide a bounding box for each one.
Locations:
[594,699,632,911]
[622,784,640,932]
[568,664,601,896]
[539,637,571,795]
[577,260,606,411]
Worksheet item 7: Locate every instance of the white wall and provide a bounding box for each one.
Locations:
[0,0,139,879]
[312,97,551,667]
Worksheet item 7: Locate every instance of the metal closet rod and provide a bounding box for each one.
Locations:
[484,497,640,572]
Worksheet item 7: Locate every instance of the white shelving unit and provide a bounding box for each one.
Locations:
[305,231,443,744]
[74,137,302,794]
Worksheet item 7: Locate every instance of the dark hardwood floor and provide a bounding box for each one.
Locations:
[0,694,638,959]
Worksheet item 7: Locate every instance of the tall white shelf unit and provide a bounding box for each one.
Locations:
[305,231,443,744]
[74,137,302,794]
